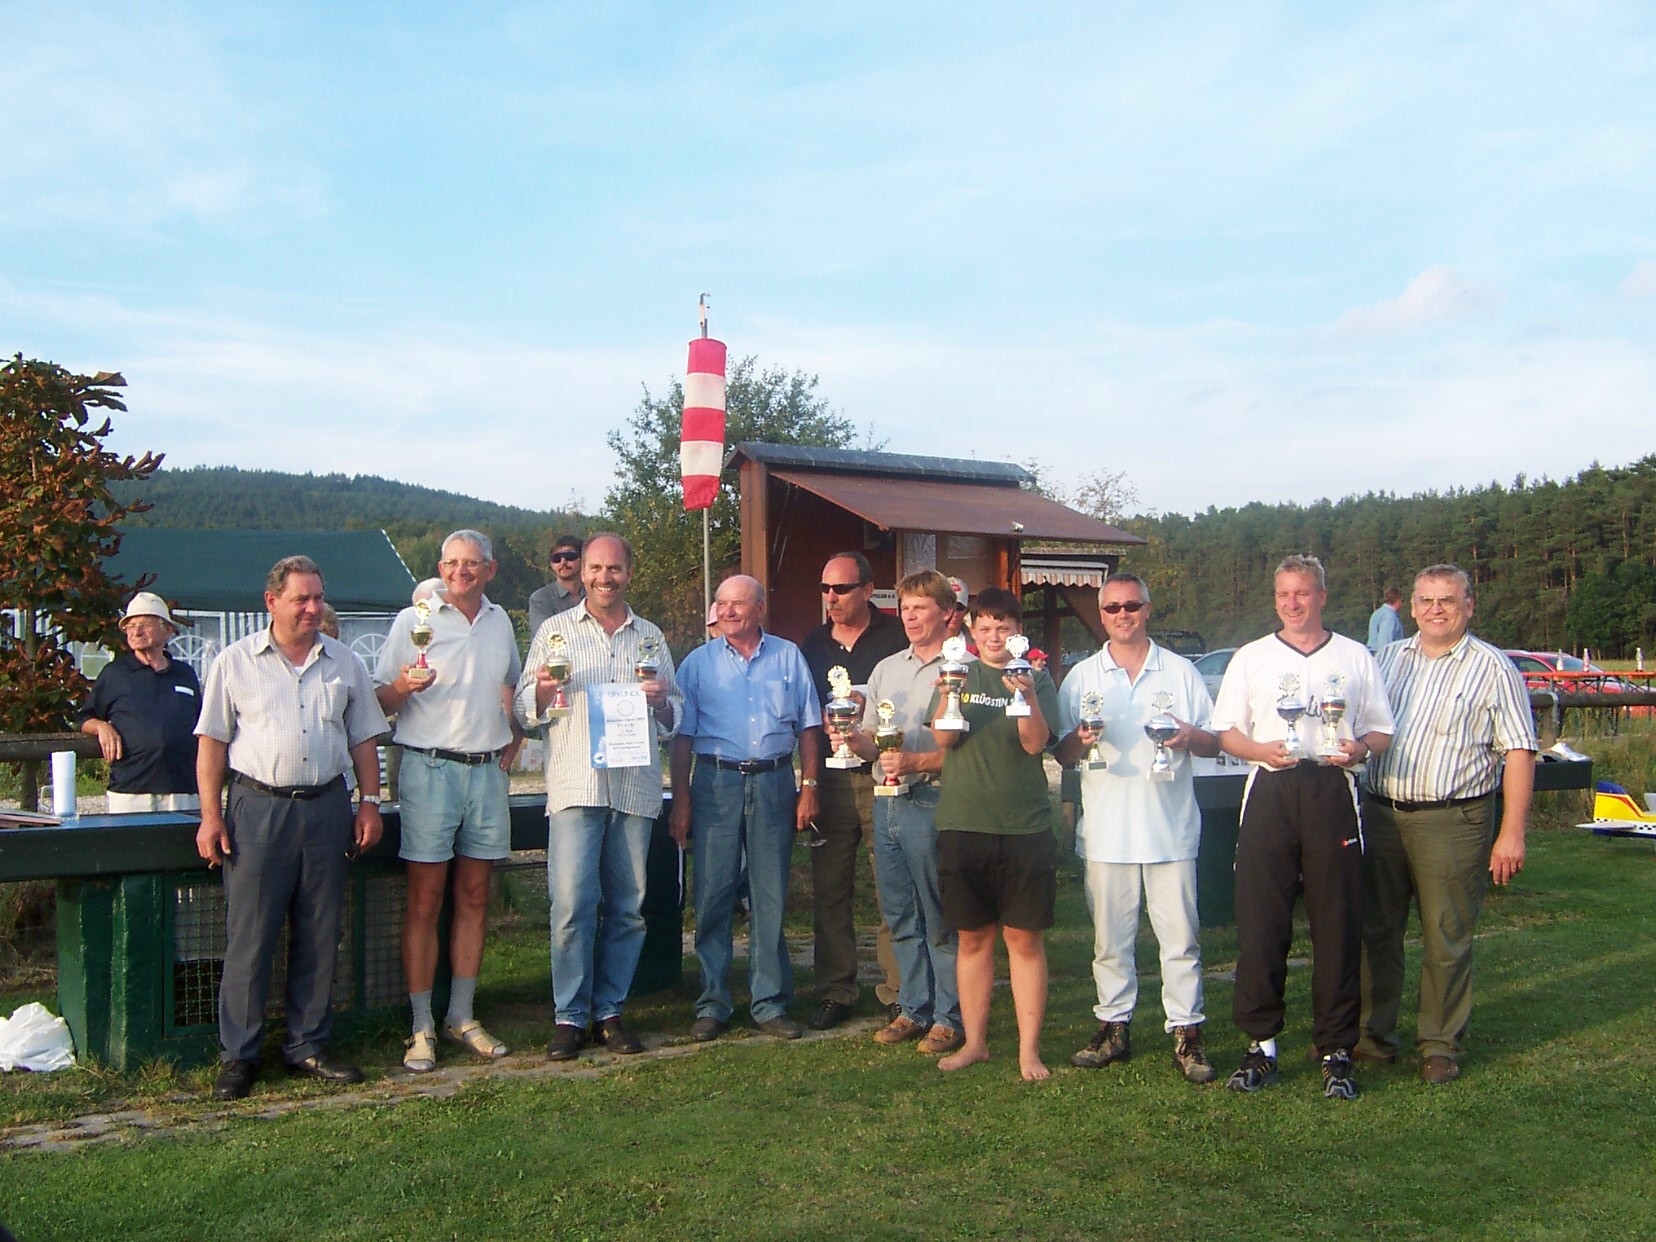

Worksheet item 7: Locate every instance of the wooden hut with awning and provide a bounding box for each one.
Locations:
[728,442,1144,669]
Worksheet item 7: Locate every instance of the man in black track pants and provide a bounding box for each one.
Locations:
[1210,554,1394,1100]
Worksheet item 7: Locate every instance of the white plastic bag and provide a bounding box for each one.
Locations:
[0,1002,76,1072]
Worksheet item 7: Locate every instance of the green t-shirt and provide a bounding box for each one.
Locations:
[933,659,1059,836]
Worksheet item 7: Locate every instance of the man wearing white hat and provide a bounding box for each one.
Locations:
[78,591,202,812]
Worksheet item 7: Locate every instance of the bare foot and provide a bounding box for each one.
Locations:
[1020,1054,1050,1081]
[938,1045,990,1072]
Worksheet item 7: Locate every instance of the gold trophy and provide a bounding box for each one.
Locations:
[407,599,435,685]
[935,636,971,732]
[635,636,661,684]
[1079,690,1107,771]
[1144,691,1179,782]
[1003,635,1033,717]
[873,699,904,797]
[543,632,574,719]
[1317,673,1348,761]
[823,666,864,770]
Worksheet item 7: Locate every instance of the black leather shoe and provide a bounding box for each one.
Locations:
[689,1015,728,1043]
[757,1015,804,1040]
[546,1023,588,1061]
[284,1053,364,1084]
[808,999,854,1031]
[213,1059,258,1100]
[594,1017,645,1055]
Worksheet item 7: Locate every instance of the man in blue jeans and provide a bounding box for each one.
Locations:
[515,533,681,1060]
[669,574,823,1042]
[828,570,964,1056]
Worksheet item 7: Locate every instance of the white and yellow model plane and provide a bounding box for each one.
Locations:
[1579,781,1656,839]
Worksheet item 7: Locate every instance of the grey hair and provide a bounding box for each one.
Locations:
[1275,554,1326,590]
[266,555,324,596]
[1416,563,1474,599]
[1100,571,1150,605]
[442,529,494,562]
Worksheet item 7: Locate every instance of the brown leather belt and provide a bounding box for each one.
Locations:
[1366,791,1490,813]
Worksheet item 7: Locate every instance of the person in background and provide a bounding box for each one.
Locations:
[1367,587,1405,653]
[527,534,585,636]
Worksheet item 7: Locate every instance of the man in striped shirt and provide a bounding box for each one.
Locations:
[1360,563,1537,1085]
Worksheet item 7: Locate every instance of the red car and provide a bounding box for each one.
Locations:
[1503,650,1632,692]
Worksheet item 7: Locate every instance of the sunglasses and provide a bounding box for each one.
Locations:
[820,582,868,596]
[1101,601,1147,615]
[550,550,581,564]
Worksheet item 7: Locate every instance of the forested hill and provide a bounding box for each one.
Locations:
[111,466,589,610]
[1125,454,1656,657]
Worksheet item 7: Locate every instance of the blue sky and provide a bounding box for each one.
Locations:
[5,2,1655,517]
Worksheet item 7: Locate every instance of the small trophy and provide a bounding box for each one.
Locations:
[542,632,574,719]
[1003,635,1033,717]
[1276,674,1307,759]
[407,599,435,685]
[1317,673,1348,760]
[873,699,905,797]
[823,666,864,770]
[1144,691,1179,782]
[1079,690,1107,771]
[635,636,661,684]
[935,636,971,732]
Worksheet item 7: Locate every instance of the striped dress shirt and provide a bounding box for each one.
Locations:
[1365,633,1538,803]
[196,630,390,788]
[514,604,682,820]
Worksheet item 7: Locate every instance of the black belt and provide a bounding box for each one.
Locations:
[1366,791,1491,813]
[704,756,789,775]
[231,772,345,801]
[403,745,502,766]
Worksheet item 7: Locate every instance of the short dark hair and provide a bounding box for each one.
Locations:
[551,533,584,555]
[1101,571,1150,604]
[1382,586,1404,605]
[968,586,1022,624]
[266,555,324,596]
[827,550,874,585]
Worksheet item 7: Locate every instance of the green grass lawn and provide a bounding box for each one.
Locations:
[2,815,1654,1240]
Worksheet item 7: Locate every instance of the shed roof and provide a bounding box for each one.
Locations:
[107,529,416,613]
[729,442,1032,487]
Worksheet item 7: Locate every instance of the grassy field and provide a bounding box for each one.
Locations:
[2,767,1654,1239]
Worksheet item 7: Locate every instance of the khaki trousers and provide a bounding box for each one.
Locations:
[813,767,900,1006]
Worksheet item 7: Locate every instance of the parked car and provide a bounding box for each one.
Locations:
[1503,650,1633,692]
[1193,647,1237,699]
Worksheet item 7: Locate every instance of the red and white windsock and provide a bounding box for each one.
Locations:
[680,336,727,511]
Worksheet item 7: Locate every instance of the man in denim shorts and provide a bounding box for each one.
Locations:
[376,530,524,1072]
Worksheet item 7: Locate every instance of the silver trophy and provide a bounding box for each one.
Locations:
[823,666,864,770]
[1276,673,1307,759]
[634,636,661,684]
[873,699,905,797]
[407,599,435,685]
[1144,691,1179,782]
[1003,635,1032,718]
[1079,690,1107,771]
[935,635,971,732]
[1317,672,1348,760]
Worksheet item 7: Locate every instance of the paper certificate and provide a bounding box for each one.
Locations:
[587,683,652,769]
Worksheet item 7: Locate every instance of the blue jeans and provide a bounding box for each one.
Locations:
[546,805,653,1026]
[690,764,796,1023]
[872,784,960,1030]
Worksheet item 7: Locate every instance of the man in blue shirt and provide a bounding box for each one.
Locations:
[670,574,823,1042]
[1367,588,1405,653]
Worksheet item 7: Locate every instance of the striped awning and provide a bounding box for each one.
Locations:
[1020,553,1116,588]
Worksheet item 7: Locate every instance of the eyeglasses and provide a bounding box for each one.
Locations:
[1101,601,1147,615]
[440,559,487,571]
[820,582,868,596]
[550,550,581,564]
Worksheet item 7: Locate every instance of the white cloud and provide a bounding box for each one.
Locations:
[1335,266,1500,336]
[1621,259,1656,298]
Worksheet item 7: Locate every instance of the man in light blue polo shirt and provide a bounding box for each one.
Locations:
[1056,572,1221,1083]
[669,574,823,1042]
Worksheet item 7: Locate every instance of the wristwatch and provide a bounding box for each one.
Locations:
[799,778,819,788]
[360,794,383,806]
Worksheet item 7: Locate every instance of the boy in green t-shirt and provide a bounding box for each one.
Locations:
[930,587,1059,1080]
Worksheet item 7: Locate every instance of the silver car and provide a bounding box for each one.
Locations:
[1193,647,1236,700]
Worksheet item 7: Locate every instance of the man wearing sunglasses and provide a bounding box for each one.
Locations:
[527,534,586,638]
[799,552,909,1030]
[1055,573,1221,1083]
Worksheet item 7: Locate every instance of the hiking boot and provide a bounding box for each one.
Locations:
[1322,1048,1360,1100]
[1172,1025,1217,1084]
[1226,1043,1279,1093]
[1070,1020,1131,1069]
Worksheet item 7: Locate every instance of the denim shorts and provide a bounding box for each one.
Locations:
[397,751,511,863]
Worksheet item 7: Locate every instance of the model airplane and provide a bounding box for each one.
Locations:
[1579,781,1656,838]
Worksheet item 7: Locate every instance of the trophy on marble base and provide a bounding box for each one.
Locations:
[873,699,905,796]
[1003,635,1033,718]
[1276,673,1308,759]
[1080,690,1107,771]
[407,599,435,685]
[935,636,971,732]
[1144,691,1179,782]
[824,666,865,770]
[542,632,574,719]
[1317,672,1349,760]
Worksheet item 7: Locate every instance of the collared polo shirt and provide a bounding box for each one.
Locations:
[1058,641,1213,864]
[1210,630,1395,765]
[801,602,909,703]
[1365,632,1537,803]
[527,580,584,640]
[861,644,948,765]
[1367,604,1405,653]
[677,631,821,763]
[514,603,683,820]
[375,594,522,752]
[78,652,202,794]
[197,630,389,788]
